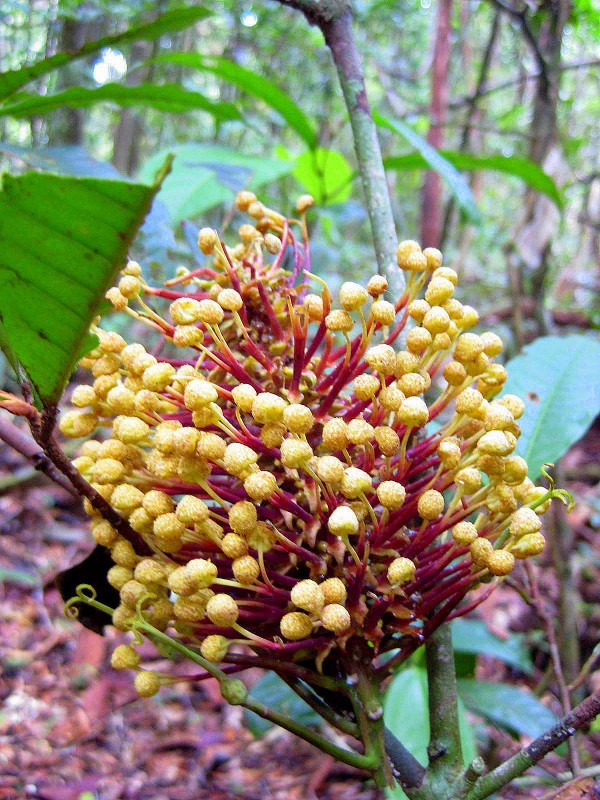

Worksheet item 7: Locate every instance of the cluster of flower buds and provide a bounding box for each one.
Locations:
[61,192,554,694]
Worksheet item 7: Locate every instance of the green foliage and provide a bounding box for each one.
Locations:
[244,672,320,737]
[457,680,559,739]
[0,143,124,178]
[503,334,600,478]
[0,6,211,101]
[384,152,562,209]
[150,53,318,148]
[139,144,294,223]
[0,84,240,122]
[293,147,354,205]
[0,166,166,404]
[451,620,534,676]
[384,666,477,800]
[374,111,481,225]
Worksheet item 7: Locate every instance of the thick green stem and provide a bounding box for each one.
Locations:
[425,624,463,776]
[280,675,360,737]
[274,0,402,298]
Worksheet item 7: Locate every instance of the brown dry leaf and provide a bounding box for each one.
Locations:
[542,777,600,800]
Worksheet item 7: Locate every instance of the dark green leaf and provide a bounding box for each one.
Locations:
[0,164,168,404]
[138,143,294,223]
[503,335,600,477]
[244,672,320,737]
[150,53,317,148]
[452,619,534,675]
[384,151,562,209]
[458,679,559,739]
[294,147,354,205]
[374,111,481,224]
[0,84,241,122]
[0,6,211,102]
[384,666,477,800]
[0,143,124,179]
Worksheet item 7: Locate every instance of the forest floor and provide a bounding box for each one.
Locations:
[1,419,599,800]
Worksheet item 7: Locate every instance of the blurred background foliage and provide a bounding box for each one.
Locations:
[0,0,598,351]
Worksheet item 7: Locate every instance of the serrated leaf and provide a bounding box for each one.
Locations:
[452,619,534,675]
[138,143,294,223]
[458,679,559,739]
[374,111,481,224]
[503,335,600,478]
[0,143,124,179]
[0,6,211,101]
[384,666,477,800]
[0,167,166,404]
[384,151,562,209]
[243,672,320,737]
[293,147,353,205]
[0,84,241,122]
[150,53,317,148]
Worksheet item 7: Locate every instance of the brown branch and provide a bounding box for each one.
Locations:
[0,412,78,496]
[525,563,580,776]
[486,0,549,93]
[463,690,600,800]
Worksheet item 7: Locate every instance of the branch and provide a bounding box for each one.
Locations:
[384,727,427,790]
[486,0,549,93]
[463,690,600,800]
[0,412,78,496]
[272,0,402,298]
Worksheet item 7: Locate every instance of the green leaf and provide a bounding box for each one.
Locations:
[0,165,168,404]
[384,151,562,209]
[0,143,124,179]
[458,680,559,739]
[150,53,317,149]
[138,143,295,223]
[0,84,241,122]
[0,6,211,102]
[452,619,534,675]
[384,666,477,800]
[243,672,320,737]
[503,335,600,478]
[293,147,354,205]
[374,111,481,224]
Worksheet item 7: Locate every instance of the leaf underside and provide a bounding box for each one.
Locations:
[0,171,163,404]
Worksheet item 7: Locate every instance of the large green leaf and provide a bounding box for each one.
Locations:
[384,152,563,209]
[0,84,241,122]
[0,165,168,404]
[374,111,481,225]
[384,666,477,800]
[0,6,211,102]
[503,335,600,478]
[243,672,320,737]
[149,53,317,149]
[458,680,559,739]
[293,147,354,205]
[0,143,124,179]
[138,143,295,223]
[452,619,534,675]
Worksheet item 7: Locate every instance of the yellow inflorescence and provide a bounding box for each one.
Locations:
[60,191,555,696]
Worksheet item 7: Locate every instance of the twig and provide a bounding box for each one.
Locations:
[525,563,580,776]
[383,727,427,790]
[0,412,78,496]
[463,690,600,800]
[486,0,549,93]
[272,0,402,299]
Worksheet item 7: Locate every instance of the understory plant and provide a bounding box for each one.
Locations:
[0,2,599,799]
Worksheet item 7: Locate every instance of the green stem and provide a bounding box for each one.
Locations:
[137,621,372,771]
[275,0,402,298]
[280,675,360,736]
